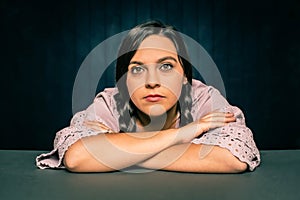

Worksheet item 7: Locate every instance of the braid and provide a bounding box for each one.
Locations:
[114,93,136,132]
[178,83,193,126]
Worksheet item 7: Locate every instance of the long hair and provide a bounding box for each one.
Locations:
[114,20,193,132]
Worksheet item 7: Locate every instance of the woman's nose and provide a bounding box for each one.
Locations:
[145,68,161,89]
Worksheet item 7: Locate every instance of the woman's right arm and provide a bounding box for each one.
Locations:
[64,129,179,172]
[63,112,234,172]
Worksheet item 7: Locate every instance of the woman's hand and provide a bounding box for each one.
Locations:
[198,111,236,132]
[83,121,112,132]
[177,112,236,143]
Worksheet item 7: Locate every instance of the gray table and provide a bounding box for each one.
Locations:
[0,150,300,200]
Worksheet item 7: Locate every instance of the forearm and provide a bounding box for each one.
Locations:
[137,144,248,173]
[63,129,179,172]
[63,111,237,173]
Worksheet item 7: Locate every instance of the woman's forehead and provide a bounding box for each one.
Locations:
[138,35,177,54]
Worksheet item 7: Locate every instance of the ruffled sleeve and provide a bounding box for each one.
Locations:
[36,88,120,169]
[190,80,261,171]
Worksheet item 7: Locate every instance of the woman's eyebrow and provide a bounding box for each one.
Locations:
[129,56,178,66]
[157,56,178,63]
[129,61,144,65]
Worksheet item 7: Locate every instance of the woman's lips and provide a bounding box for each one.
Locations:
[144,94,165,102]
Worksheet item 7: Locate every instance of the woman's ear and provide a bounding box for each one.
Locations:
[183,77,188,85]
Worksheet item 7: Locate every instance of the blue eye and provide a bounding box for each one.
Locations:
[159,63,173,71]
[130,66,145,74]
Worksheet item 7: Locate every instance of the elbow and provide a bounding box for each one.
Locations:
[63,155,79,172]
[63,139,91,172]
[63,139,115,173]
[218,147,248,173]
[229,158,248,173]
[63,144,83,172]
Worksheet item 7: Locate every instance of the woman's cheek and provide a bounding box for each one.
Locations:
[161,77,184,99]
[126,78,145,97]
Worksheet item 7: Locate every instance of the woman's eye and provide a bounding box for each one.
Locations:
[159,63,173,71]
[130,66,144,74]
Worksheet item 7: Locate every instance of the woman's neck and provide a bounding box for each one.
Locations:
[136,104,179,132]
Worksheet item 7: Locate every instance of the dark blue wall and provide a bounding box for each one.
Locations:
[1,0,299,150]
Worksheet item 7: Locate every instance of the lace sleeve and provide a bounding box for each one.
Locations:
[36,89,119,169]
[190,80,261,171]
[192,106,261,171]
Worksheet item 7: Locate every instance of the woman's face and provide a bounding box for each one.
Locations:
[126,35,187,116]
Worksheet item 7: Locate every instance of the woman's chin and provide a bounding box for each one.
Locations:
[146,105,167,117]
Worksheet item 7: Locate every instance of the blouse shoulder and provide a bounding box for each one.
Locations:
[191,79,217,103]
[91,87,120,131]
[191,79,221,102]
[36,87,121,169]
[190,79,229,119]
[95,87,119,105]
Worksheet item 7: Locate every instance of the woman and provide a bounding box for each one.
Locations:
[36,20,260,173]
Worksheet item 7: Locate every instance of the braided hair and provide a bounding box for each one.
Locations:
[114,20,193,132]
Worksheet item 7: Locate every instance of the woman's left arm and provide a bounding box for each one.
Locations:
[136,110,249,173]
[137,143,248,173]
[137,82,260,172]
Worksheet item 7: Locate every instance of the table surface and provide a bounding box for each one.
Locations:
[0,150,300,200]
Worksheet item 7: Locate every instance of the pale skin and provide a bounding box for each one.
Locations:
[63,35,248,173]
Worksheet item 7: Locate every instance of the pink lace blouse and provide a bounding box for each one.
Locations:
[36,79,260,171]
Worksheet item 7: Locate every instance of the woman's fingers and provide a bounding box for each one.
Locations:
[197,112,236,134]
[180,112,236,143]
[201,112,234,120]
[179,118,231,143]
[222,115,236,123]
[201,116,235,123]
[83,121,111,131]
[200,114,236,123]
[199,121,227,133]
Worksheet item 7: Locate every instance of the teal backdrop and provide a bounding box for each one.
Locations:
[1,0,299,150]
